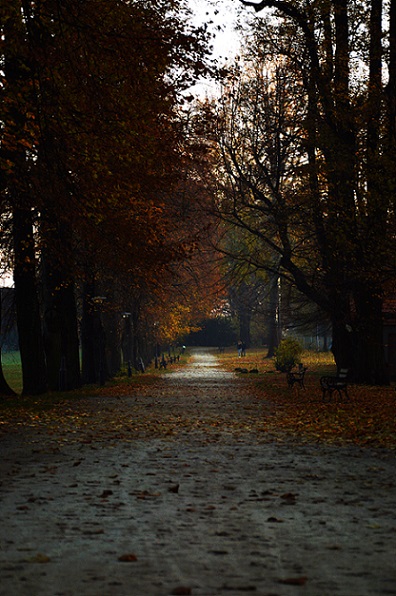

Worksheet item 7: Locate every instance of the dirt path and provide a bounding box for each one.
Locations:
[1,348,396,596]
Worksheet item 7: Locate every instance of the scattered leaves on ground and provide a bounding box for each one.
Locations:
[0,350,395,449]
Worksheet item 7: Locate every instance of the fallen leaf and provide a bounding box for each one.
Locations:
[28,553,51,563]
[118,553,137,562]
[100,490,113,498]
[168,483,180,494]
[130,490,161,499]
[280,492,297,504]
[281,492,298,500]
[278,576,307,585]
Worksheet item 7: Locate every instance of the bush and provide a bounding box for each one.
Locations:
[274,338,303,372]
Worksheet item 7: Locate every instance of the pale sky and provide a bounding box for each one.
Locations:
[187,0,247,96]
[188,0,243,60]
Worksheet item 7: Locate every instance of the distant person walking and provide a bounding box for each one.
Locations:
[237,340,243,357]
[241,341,246,357]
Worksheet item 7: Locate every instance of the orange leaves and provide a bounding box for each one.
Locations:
[1,348,395,449]
[279,576,308,586]
[218,348,396,449]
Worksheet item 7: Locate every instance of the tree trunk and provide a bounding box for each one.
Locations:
[81,281,108,385]
[132,307,140,371]
[41,221,81,391]
[331,319,355,372]
[103,311,121,378]
[266,273,280,358]
[43,276,81,391]
[331,285,388,384]
[239,311,251,349]
[13,206,48,395]
[81,281,98,384]
[353,286,388,384]
[121,315,132,365]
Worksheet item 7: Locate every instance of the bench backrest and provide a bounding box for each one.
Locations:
[337,368,348,379]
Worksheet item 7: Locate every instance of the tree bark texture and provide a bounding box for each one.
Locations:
[13,206,48,395]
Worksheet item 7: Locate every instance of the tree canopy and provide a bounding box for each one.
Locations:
[209,0,396,383]
[0,0,221,394]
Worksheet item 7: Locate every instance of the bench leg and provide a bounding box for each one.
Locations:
[337,387,350,402]
[322,387,333,403]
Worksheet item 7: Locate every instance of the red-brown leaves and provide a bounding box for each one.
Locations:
[1,349,395,449]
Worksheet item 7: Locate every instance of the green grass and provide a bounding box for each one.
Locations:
[0,349,192,399]
[217,346,336,375]
[1,351,22,395]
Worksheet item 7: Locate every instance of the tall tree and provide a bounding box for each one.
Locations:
[214,0,396,383]
[1,0,214,392]
[2,1,48,394]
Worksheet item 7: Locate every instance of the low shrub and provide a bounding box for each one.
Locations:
[274,338,303,372]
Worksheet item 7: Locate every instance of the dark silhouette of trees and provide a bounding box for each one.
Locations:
[1,0,216,394]
[213,0,396,383]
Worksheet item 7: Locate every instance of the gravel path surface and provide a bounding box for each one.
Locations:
[1,348,396,596]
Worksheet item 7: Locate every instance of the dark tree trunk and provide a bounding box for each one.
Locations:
[353,287,388,385]
[331,287,388,385]
[266,273,280,358]
[42,269,80,390]
[229,282,255,349]
[4,4,46,395]
[41,219,81,390]
[239,312,251,349]
[13,206,47,395]
[121,315,132,365]
[43,276,81,391]
[132,307,140,371]
[103,311,121,378]
[81,281,97,384]
[331,319,355,372]
[81,281,108,385]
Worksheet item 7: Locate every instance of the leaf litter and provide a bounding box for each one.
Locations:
[1,348,396,595]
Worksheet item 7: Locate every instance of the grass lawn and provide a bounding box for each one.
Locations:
[216,345,336,375]
[1,351,22,395]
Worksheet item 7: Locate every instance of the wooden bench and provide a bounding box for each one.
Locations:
[286,364,307,390]
[320,368,349,402]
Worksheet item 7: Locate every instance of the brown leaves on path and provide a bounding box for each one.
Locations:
[220,349,396,449]
[0,350,395,449]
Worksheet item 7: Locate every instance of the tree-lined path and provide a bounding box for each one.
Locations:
[1,348,396,595]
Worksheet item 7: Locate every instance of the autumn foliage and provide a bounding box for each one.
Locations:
[218,349,396,449]
[0,0,221,394]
